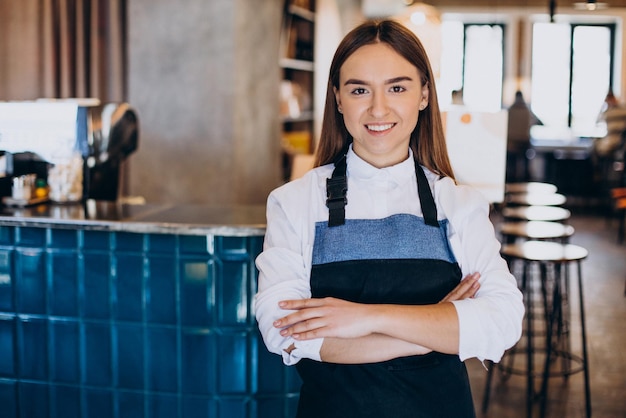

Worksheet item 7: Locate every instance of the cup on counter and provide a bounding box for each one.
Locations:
[11,174,36,201]
[47,154,83,203]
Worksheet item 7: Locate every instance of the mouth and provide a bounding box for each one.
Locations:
[366,123,395,133]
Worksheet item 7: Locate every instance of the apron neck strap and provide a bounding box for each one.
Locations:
[325,153,439,228]
[415,161,439,227]
[326,152,348,227]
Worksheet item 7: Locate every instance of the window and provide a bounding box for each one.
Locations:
[463,24,505,111]
[531,22,616,135]
[440,21,505,111]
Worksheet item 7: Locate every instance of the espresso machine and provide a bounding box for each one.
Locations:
[0,99,139,203]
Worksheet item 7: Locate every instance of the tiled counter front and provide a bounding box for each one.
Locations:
[0,225,301,418]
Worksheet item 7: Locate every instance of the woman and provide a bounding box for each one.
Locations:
[255,19,524,417]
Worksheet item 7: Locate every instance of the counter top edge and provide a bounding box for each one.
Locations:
[0,201,268,236]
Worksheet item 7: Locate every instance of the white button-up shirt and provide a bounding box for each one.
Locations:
[255,148,524,365]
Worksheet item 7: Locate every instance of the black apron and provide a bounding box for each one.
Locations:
[295,155,476,418]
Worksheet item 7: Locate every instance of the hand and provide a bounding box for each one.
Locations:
[440,272,480,303]
[273,297,374,341]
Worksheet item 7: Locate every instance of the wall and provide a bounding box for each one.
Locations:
[127,0,283,205]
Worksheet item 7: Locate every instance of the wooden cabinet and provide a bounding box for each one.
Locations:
[279,0,315,180]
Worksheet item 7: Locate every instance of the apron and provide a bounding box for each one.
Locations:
[295,154,476,418]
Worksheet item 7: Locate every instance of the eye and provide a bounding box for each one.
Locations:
[350,87,368,95]
[390,85,406,93]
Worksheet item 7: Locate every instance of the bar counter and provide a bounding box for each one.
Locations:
[0,201,300,418]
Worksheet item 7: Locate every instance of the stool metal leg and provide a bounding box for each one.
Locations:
[560,262,572,378]
[539,263,562,417]
[577,261,592,418]
[526,261,534,418]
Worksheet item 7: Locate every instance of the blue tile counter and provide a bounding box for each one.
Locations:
[0,201,301,418]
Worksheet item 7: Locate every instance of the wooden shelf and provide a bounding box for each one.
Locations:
[280,58,314,72]
[279,0,316,181]
[288,5,315,21]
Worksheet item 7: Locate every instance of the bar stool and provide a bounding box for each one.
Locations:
[499,221,575,245]
[482,241,591,418]
[505,182,558,195]
[505,192,567,207]
[502,205,571,223]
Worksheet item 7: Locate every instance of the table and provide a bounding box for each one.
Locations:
[530,126,602,198]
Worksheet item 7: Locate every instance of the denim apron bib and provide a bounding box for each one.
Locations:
[294,155,476,418]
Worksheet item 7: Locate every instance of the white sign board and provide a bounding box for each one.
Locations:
[444,109,508,203]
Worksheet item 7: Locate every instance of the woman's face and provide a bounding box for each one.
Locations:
[334,42,429,168]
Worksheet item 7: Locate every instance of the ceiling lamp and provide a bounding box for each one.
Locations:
[573,0,609,10]
[397,2,441,27]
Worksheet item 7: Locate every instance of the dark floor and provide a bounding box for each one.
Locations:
[467,206,626,417]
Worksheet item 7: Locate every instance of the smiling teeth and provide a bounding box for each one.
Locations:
[368,124,394,131]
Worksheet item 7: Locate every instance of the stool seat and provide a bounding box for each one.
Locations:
[506,182,558,195]
[500,221,575,241]
[501,241,587,262]
[506,193,567,207]
[502,206,571,223]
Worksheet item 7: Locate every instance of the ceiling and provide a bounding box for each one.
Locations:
[427,0,626,7]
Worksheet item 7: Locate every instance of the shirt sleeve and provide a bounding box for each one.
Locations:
[437,178,525,363]
[254,185,324,365]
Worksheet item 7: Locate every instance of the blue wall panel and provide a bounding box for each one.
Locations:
[0,225,301,418]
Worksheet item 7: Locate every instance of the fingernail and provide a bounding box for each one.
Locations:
[278,301,286,308]
[273,320,281,327]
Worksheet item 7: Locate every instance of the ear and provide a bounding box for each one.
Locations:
[334,86,342,112]
[420,82,430,110]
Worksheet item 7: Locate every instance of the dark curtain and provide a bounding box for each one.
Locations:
[43,0,127,101]
[0,0,126,102]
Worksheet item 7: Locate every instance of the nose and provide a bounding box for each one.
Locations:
[369,92,389,117]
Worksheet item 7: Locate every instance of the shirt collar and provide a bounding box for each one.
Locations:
[346,144,415,184]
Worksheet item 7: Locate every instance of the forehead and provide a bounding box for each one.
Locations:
[340,43,420,82]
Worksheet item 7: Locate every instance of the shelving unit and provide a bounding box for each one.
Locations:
[279,0,316,181]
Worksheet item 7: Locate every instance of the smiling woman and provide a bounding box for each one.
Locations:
[255,19,524,418]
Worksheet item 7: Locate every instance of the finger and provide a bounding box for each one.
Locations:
[460,280,480,298]
[280,318,326,339]
[441,274,480,302]
[441,280,473,302]
[273,311,308,328]
[273,305,326,328]
[278,298,327,310]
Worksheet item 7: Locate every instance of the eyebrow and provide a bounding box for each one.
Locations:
[343,76,414,86]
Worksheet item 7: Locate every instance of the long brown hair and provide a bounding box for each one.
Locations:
[314,19,455,181]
